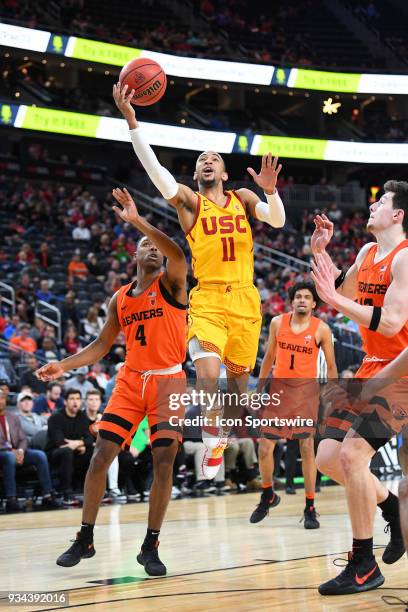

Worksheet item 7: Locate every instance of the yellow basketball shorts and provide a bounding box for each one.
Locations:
[187,282,262,373]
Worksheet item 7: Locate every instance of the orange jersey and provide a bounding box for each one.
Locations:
[273,313,321,378]
[116,273,187,371]
[185,190,254,284]
[357,240,408,360]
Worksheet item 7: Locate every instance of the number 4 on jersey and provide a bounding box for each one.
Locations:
[135,324,147,346]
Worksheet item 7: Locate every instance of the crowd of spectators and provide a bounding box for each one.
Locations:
[0,175,366,511]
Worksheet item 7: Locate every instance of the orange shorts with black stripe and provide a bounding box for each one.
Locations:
[260,378,320,440]
[98,365,186,449]
[322,358,408,445]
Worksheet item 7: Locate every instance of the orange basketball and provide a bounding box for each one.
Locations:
[119,58,167,106]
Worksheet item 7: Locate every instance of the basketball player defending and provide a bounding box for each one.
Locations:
[36,189,187,576]
[310,181,408,595]
[250,282,337,528]
[113,83,286,478]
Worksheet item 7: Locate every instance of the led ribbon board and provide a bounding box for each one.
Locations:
[2,103,408,163]
[2,23,408,93]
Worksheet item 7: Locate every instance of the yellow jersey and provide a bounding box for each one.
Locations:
[186,190,254,285]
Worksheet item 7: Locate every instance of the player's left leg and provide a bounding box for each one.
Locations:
[299,437,320,529]
[137,438,179,576]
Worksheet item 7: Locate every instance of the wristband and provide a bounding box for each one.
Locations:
[369,306,381,331]
[335,269,347,289]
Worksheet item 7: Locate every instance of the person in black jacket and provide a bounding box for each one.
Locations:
[46,388,93,504]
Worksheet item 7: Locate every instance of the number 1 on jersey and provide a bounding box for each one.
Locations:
[221,236,236,262]
[135,324,147,346]
[290,354,295,370]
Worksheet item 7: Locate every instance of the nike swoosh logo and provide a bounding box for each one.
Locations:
[361,268,369,272]
[121,305,126,310]
[355,564,377,585]
[203,205,211,211]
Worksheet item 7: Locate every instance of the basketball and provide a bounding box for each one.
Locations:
[119,58,167,106]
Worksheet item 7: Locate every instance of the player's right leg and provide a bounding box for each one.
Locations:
[56,437,120,567]
[398,476,408,552]
[250,437,280,523]
[299,437,320,529]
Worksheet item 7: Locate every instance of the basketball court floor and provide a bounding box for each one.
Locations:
[1,483,407,611]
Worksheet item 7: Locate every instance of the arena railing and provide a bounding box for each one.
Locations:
[0,282,15,316]
[34,300,62,344]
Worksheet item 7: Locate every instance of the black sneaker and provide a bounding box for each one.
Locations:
[137,544,166,576]
[56,533,96,567]
[286,485,296,495]
[303,506,320,529]
[249,491,281,524]
[5,497,23,513]
[318,552,384,595]
[42,495,63,510]
[382,512,406,564]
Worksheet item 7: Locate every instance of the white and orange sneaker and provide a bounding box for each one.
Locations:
[201,433,229,479]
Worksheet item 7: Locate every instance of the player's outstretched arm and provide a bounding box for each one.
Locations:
[35,294,120,382]
[112,188,187,298]
[112,83,197,229]
[312,248,408,337]
[237,153,285,228]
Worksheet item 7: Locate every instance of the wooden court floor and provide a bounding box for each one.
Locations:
[1,483,407,611]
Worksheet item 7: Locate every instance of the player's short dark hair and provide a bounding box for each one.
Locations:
[384,180,408,234]
[65,388,82,400]
[86,389,101,399]
[288,281,319,305]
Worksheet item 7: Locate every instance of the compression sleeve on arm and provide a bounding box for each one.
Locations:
[255,191,286,228]
[129,128,179,200]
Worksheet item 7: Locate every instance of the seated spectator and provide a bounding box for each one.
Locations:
[45,388,94,503]
[17,390,48,448]
[35,279,55,303]
[20,354,47,395]
[3,315,21,341]
[67,252,88,280]
[60,290,80,330]
[87,361,109,393]
[33,382,64,416]
[72,219,91,241]
[64,326,81,355]
[9,323,37,354]
[0,387,60,512]
[30,317,46,344]
[86,253,106,280]
[224,437,261,491]
[64,366,95,396]
[36,336,60,362]
[37,242,53,269]
[82,306,103,341]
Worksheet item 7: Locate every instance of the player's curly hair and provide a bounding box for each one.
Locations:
[288,281,319,305]
[384,180,408,234]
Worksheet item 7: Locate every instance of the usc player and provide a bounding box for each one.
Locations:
[113,83,286,479]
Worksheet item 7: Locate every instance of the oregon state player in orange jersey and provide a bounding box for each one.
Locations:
[36,188,187,577]
[310,180,408,596]
[249,281,337,529]
[113,83,286,479]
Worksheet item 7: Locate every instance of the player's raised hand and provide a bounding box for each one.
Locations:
[310,251,337,305]
[112,187,141,225]
[35,362,65,382]
[311,214,334,254]
[247,152,282,195]
[112,82,137,129]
